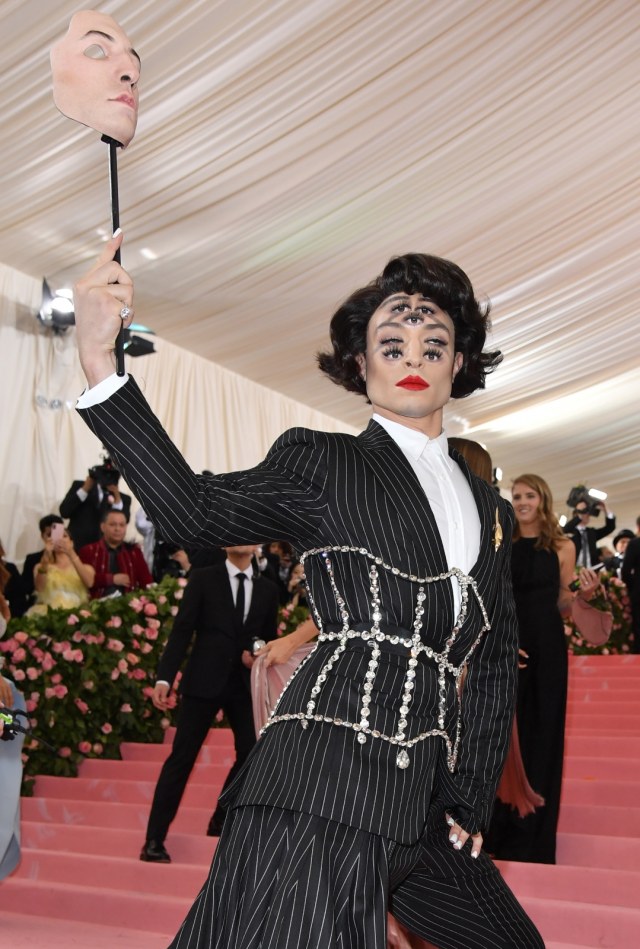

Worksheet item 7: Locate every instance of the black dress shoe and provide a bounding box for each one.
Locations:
[206,814,225,837]
[140,839,171,863]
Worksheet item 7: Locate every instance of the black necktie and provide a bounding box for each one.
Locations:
[235,573,246,625]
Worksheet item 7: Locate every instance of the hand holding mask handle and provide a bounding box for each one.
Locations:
[102,134,125,375]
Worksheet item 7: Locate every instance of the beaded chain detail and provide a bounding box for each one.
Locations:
[262,546,491,772]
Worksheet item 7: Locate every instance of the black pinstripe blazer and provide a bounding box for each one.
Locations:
[79,377,517,844]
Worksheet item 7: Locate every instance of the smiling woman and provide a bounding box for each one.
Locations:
[50,10,140,147]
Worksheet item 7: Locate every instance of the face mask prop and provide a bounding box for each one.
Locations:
[50,11,141,376]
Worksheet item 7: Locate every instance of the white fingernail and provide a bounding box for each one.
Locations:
[113,227,122,238]
[449,833,458,844]
[454,840,463,850]
[471,850,479,859]
[446,816,455,826]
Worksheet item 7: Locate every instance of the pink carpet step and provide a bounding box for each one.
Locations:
[521,895,639,949]
[162,726,234,746]
[561,776,639,807]
[34,774,224,807]
[564,734,640,756]
[120,739,234,763]
[0,911,171,949]
[563,754,640,781]
[21,819,217,863]
[558,802,639,836]
[18,847,209,899]
[22,795,213,834]
[0,877,190,934]
[497,860,639,908]
[80,757,232,782]
[565,718,640,735]
[556,831,640,871]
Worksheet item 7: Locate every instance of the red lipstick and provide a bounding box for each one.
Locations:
[396,375,430,391]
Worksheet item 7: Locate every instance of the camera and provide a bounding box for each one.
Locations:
[89,454,121,488]
[566,485,602,518]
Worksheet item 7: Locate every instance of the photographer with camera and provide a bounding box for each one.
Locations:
[59,455,131,550]
[562,485,616,568]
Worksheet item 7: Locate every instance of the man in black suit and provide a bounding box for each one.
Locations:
[74,243,543,947]
[140,545,279,863]
[563,498,616,567]
[622,536,640,654]
[59,467,131,549]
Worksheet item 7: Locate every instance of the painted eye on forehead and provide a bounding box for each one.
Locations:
[83,44,107,59]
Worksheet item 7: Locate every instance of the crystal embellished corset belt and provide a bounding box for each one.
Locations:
[260,547,491,772]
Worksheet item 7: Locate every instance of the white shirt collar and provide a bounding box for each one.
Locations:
[225,560,252,582]
[372,413,453,472]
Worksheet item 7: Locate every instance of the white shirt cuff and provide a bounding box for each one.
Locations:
[76,373,129,409]
[76,488,89,502]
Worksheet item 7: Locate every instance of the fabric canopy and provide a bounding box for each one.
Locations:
[0,0,638,540]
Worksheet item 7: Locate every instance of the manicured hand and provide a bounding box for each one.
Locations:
[446,813,483,859]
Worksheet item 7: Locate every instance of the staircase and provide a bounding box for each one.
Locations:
[0,654,637,948]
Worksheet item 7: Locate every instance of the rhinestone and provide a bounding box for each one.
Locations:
[396,731,406,741]
[300,719,308,729]
[396,748,411,771]
[391,636,399,644]
[311,686,320,695]
[335,719,343,726]
[409,658,418,668]
[318,674,326,682]
[406,682,414,691]
[372,611,382,622]
[398,719,408,730]
[357,733,367,744]
[400,705,409,715]
[362,695,371,705]
[406,670,416,680]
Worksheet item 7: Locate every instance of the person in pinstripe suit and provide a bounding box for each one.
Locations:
[73,237,544,948]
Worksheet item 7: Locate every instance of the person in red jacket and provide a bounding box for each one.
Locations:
[79,510,152,599]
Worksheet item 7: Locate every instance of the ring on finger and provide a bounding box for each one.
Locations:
[119,305,132,320]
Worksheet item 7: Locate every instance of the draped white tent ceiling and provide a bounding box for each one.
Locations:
[1,0,638,524]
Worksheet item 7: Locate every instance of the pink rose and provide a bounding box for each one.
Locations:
[62,649,76,662]
[160,717,170,729]
[12,647,26,663]
[78,741,92,754]
[131,624,144,635]
[95,632,106,645]
[74,698,89,714]
[177,578,188,588]
[126,652,139,665]
[67,615,79,626]
[31,647,44,662]
[45,687,55,699]
[53,684,68,699]
[131,668,146,680]
[41,654,56,671]
[129,598,143,612]
[174,590,184,600]
[101,723,113,735]
[107,615,122,628]
[58,747,72,758]
[120,703,132,713]
[12,669,26,681]
[83,680,94,690]
[140,642,153,654]
[26,667,39,681]
[72,631,84,643]
[158,595,167,604]
[74,649,84,662]
[107,639,124,652]
[14,631,28,644]
[80,610,91,618]
[110,669,120,681]
[118,658,128,673]
[51,673,62,684]
[144,603,158,617]
[92,743,103,755]
[145,627,158,641]
[25,698,38,712]
[170,606,179,616]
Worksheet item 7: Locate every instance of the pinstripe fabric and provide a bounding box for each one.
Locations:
[168,803,543,949]
[79,377,517,842]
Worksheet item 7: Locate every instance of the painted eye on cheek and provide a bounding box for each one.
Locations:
[84,44,107,60]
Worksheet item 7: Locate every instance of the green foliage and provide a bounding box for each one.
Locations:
[1,576,185,792]
[565,570,633,655]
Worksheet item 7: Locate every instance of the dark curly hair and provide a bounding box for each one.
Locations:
[317,253,502,399]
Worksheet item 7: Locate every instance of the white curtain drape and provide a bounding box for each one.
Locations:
[0,262,356,565]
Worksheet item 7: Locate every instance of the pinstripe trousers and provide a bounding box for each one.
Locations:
[169,802,544,949]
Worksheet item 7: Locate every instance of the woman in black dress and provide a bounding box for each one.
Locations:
[487,473,597,864]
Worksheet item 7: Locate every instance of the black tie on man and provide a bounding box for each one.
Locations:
[140,545,279,863]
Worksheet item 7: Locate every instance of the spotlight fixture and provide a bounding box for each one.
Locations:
[38,279,75,333]
[123,327,156,358]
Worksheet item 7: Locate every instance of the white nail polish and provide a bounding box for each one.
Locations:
[449,834,458,844]
[454,840,463,850]
[471,851,478,859]
[113,227,122,238]
[446,816,455,827]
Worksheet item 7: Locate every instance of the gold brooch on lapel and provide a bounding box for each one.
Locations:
[493,507,503,552]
